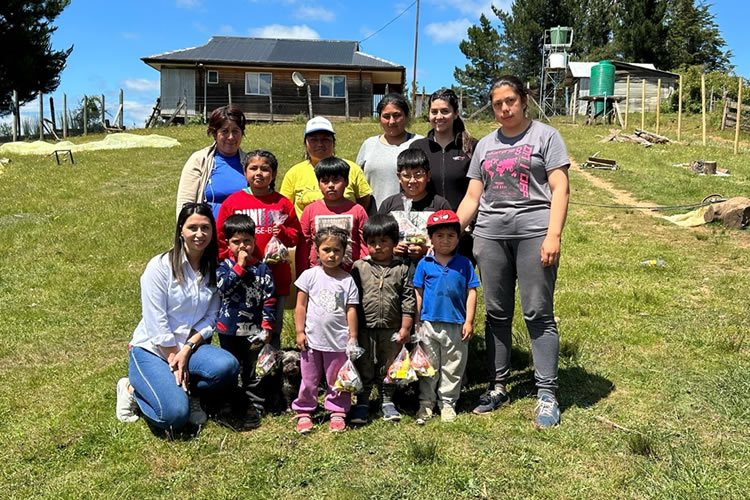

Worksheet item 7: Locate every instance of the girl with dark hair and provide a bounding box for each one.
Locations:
[457,75,570,429]
[356,93,423,210]
[409,88,477,261]
[116,202,240,432]
[176,104,249,219]
[216,150,302,350]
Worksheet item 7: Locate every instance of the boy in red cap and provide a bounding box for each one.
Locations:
[413,209,480,423]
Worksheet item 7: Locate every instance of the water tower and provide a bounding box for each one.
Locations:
[540,26,573,116]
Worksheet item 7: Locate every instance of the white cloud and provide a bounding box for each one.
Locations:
[248,24,319,39]
[427,0,511,18]
[176,0,200,8]
[121,32,139,40]
[295,5,335,22]
[122,78,160,92]
[425,18,472,43]
[218,24,235,35]
[124,100,156,126]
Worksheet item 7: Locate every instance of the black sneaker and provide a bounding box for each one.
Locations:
[348,404,369,425]
[472,387,510,415]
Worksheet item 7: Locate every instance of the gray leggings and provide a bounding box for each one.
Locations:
[473,235,559,396]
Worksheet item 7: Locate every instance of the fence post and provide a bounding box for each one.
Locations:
[677,75,683,141]
[640,79,646,130]
[62,93,67,138]
[101,93,106,127]
[624,75,630,130]
[49,96,57,132]
[184,89,188,124]
[701,74,706,146]
[39,92,44,140]
[655,78,661,135]
[269,91,274,124]
[84,95,88,135]
[119,89,124,129]
[12,90,18,141]
[735,77,743,155]
[228,83,232,105]
[572,82,578,124]
[344,84,350,121]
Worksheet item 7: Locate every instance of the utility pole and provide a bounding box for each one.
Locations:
[410,0,420,120]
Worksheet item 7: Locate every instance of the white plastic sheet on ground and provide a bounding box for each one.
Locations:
[0,133,180,155]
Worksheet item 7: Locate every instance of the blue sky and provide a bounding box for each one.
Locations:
[14,0,750,128]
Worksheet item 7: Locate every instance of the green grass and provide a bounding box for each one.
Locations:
[0,117,748,499]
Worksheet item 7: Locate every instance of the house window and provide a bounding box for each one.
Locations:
[207,70,218,84]
[320,75,346,98]
[245,72,272,95]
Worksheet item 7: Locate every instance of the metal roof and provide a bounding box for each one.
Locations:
[568,61,678,79]
[142,36,403,69]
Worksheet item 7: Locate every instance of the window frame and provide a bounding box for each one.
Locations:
[244,72,272,95]
[319,74,346,98]
[206,70,219,84]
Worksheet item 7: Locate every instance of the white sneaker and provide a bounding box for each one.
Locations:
[415,405,433,425]
[116,378,139,423]
[440,405,457,423]
[188,395,207,425]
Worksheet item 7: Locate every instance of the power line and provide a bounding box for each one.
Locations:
[359,1,417,45]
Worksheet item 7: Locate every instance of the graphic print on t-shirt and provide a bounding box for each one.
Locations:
[481,144,534,200]
[311,288,345,313]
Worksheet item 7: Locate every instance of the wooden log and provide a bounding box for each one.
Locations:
[620,133,653,147]
[703,197,750,229]
[703,161,717,175]
[600,129,621,143]
[634,128,672,144]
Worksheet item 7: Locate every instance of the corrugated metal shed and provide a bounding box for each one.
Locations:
[143,36,402,69]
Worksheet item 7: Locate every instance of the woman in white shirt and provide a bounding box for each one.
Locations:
[116,202,239,431]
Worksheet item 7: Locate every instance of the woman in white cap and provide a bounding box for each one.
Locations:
[280,116,372,219]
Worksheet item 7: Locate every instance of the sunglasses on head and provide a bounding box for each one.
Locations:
[182,201,210,210]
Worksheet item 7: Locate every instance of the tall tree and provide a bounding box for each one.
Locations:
[613,0,669,67]
[665,0,731,71]
[453,14,509,110]
[0,0,73,115]
[569,0,618,61]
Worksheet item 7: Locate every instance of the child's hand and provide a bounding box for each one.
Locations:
[407,243,427,260]
[461,321,473,342]
[261,328,272,345]
[272,224,281,237]
[394,328,411,344]
[237,247,249,267]
[394,241,409,256]
[295,331,308,351]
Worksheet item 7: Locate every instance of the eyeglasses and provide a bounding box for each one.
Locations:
[399,171,427,180]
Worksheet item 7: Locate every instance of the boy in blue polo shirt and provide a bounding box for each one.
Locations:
[413,209,479,424]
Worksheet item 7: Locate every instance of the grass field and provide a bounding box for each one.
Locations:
[1,114,748,499]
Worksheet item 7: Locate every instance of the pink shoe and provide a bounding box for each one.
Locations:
[295,414,312,434]
[329,413,346,433]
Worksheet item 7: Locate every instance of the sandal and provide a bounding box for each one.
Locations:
[329,412,346,433]
[295,414,313,434]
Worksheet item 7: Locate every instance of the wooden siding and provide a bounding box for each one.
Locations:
[573,70,677,115]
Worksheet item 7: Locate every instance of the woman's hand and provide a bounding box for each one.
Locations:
[169,348,191,391]
[540,234,561,267]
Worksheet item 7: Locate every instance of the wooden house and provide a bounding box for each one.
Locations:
[567,62,679,115]
[142,36,406,122]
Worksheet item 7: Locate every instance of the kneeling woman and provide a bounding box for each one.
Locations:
[121,203,240,431]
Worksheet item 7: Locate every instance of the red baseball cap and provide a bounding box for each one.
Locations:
[426,209,460,228]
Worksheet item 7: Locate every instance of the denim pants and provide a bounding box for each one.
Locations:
[473,235,560,396]
[128,345,240,430]
[292,349,350,414]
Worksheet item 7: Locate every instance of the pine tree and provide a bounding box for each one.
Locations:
[613,0,669,67]
[0,0,73,115]
[453,14,509,110]
[665,0,731,71]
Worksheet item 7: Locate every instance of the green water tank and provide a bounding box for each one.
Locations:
[590,60,616,114]
[550,26,571,45]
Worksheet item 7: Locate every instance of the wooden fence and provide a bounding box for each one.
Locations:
[721,99,750,132]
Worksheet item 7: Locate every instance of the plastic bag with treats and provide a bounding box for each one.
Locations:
[411,343,436,377]
[255,343,279,378]
[333,358,363,393]
[263,211,290,264]
[384,345,418,385]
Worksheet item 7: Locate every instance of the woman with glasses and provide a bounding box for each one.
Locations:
[176,105,249,220]
[356,93,422,213]
[116,202,240,432]
[409,88,477,261]
[280,116,372,219]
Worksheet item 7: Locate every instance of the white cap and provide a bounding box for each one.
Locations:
[304,116,335,136]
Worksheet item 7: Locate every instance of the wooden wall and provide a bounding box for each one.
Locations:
[574,71,678,115]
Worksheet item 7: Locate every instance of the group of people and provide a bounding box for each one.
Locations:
[115,75,571,435]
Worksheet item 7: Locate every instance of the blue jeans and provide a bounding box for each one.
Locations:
[128,345,239,430]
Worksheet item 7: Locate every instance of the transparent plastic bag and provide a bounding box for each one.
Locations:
[246,328,271,345]
[384,345,418,384]
[255,344,279,378]
[263,211,290,264]
[346,342,365,360]
[333,358,363,393]
[411,343,436,377]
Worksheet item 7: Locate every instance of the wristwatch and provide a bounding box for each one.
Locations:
[185,340,197,352]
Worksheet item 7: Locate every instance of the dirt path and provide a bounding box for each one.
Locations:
[570,158,664,218]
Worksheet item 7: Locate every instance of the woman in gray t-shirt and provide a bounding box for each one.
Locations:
[457,75,570,429]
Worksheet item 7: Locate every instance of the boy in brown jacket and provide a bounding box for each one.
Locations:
[349,214,416,424]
